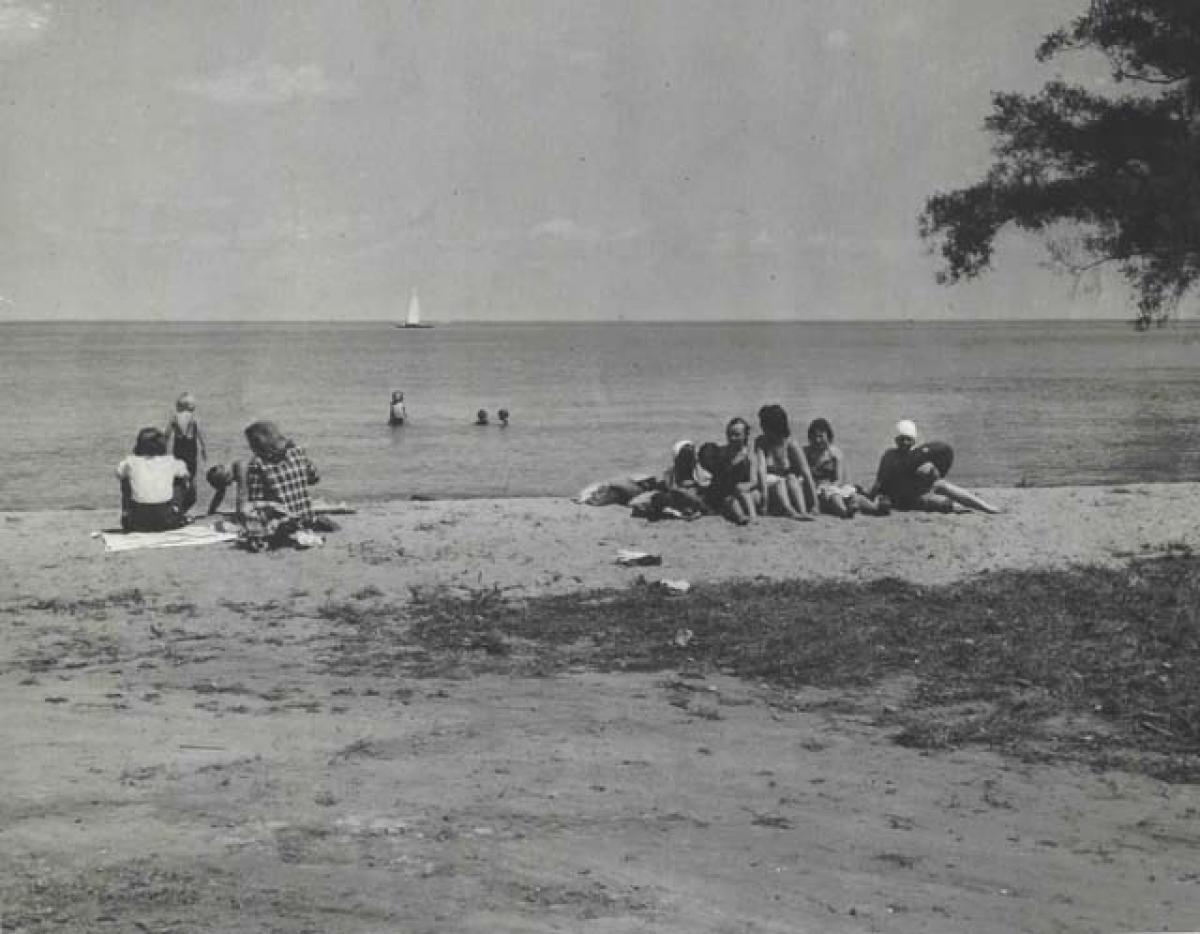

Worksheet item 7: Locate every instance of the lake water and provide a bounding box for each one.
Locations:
[3,319,1200,511]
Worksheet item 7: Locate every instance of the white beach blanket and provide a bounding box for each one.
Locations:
[95,523,239,554]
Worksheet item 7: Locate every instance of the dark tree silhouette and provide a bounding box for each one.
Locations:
[920,1,1200,325]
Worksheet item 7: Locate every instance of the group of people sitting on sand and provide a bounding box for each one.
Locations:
[115,392,335,545]
[638,405,1000,525]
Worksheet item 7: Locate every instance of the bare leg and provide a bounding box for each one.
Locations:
[733,489,756,524]
[767,477,811,520]
[723,497,751,525]
[783,475,815,519]
[119,478,133,531]
[934,480,1002,514]
[825,492,853,518]
[852,492,889,516]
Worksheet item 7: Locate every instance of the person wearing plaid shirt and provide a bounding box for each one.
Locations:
[244,421,321,527]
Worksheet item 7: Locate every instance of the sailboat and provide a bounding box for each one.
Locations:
[395,288,433,329]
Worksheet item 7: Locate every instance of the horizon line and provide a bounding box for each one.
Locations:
[0,316,1155,325]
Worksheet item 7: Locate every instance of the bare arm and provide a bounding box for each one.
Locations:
[195,420,207,462]
[232,461,247,515]
[868,452,889,498]
[790,440,818,513]
[736,451,760,495]
[833,446,849,486]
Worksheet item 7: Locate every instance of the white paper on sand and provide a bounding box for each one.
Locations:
[95,523,239,554]
[615,548,663,566]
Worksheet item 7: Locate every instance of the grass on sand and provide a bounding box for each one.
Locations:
[321,557,1200,782]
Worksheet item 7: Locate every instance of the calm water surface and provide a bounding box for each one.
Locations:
[3,320,1199,510]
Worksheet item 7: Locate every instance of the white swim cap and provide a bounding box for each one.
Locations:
[894,419,918,441]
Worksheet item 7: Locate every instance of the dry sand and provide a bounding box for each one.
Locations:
[1,484,1199,932]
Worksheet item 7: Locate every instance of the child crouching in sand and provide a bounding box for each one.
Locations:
[205,460,246,516]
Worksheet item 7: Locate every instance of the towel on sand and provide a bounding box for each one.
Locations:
[96,522,239,554]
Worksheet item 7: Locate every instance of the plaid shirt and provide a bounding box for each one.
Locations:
[246,445,319,524]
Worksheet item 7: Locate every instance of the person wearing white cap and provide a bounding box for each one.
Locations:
[868,420,1001,514]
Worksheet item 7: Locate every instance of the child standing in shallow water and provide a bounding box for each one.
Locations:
[165,392,207,481]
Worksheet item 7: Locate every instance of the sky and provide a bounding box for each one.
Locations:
[0,0,1135,322]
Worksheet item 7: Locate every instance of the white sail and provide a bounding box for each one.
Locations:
[406,289,421,327]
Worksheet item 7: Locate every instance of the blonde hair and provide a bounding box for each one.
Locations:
[176,391,196,411]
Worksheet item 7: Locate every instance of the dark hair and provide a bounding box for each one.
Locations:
[133,427,167,457]
[673,442,696,480]
[806,418,834,443]
[757,404,790,439]
[206,464,229,489]
[725,416,750,437]
[244,420,290,462]
[498,408,509,419]
[697,441,722,470]
[476,409,488,423]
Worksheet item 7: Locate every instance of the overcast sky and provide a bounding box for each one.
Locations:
[1,0,1130,322]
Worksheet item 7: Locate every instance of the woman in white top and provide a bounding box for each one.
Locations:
[115,427,191,531]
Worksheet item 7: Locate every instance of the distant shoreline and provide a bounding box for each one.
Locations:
[0,317,1178,327]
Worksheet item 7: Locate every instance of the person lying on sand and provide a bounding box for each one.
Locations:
[868,420,1002,515]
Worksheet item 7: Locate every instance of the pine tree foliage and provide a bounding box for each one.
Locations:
[920,1,1200,323]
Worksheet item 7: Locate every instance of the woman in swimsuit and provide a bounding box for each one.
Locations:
[802,418,887,518]
[753,404,816,520]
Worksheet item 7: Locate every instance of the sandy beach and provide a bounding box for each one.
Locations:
[2,484,1199,932]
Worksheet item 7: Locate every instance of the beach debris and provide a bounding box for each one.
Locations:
[313,499,356,515]
[291,530,325,549]
[672,628,695,647]
[616,549,662,567]
[659,579,691,594]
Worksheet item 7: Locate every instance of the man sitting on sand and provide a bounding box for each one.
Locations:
[869,420,1002,515]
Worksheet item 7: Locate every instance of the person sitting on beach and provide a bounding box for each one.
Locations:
[802,418,887,518]
[475,409,489,426]
[868,420,1002,514]
[660,440,710,518]
[698,440,753,525]
[205,461,246,516]
[243,420,338,535]
[713,416,762,522]
[115,427,191,532]
[498,408,509,427]
[754,404,817,520]
[388,391,407,426]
